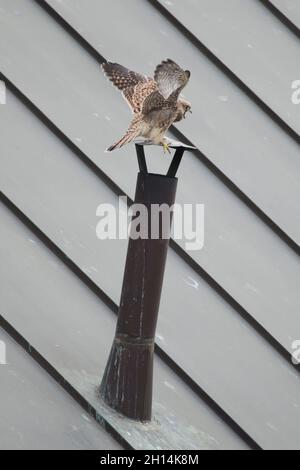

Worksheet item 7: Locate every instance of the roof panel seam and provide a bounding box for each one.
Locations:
[257,0,300,39]
[0,314,130,450]
[171,126,300,255]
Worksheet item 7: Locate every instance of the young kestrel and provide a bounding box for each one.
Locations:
[102,59,191,153]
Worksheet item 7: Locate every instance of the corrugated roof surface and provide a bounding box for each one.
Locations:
[0,0,299,450]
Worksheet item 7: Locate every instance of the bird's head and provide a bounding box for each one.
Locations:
[175,98,192,122]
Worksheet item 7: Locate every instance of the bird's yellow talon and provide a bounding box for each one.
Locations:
[162,142,171,154]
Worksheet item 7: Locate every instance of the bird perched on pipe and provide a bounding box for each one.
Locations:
[102,59,192,154]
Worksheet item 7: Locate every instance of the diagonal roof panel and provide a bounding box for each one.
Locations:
[153,0,300,135]
[0,328,122,450]
[268,0,300,29]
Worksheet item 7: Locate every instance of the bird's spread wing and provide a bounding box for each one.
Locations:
[123,81,158,114]
[102,62,147,89]
[154,59,190,102]
[102,62,158,114]
[142,90,166,115]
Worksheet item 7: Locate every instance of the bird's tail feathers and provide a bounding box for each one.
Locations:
[106,120,141,152]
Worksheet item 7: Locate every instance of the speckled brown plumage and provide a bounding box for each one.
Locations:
[102,59,191,152]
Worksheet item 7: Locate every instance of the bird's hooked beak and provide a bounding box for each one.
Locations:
[184,108,192,118]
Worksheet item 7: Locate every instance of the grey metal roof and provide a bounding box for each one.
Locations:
[268,0,300,29]
[0,199,246,450]
[0,328,122,450]
[0,0,299,450]
[154,0,300,134]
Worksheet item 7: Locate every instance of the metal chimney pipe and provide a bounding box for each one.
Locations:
[100,141,194,421]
